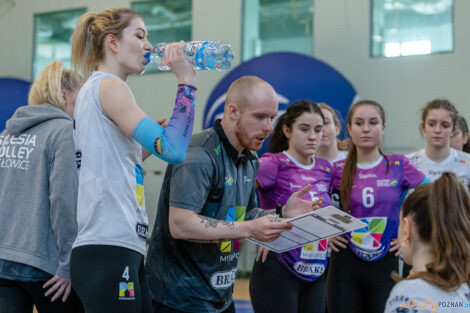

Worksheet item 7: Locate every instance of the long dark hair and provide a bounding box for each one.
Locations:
[340,100,388,211]
[268,100,324,153]
[401,172,470,290]
[455,115,470,153]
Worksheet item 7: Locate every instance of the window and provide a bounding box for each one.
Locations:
[243,0,314,61]
[132,0,192,74]
[32,8,86,79]
[371,0,453,58]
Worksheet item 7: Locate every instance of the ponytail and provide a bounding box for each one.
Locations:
[71,8,140,78]
[402,172,470,290]
[269,114,288,153]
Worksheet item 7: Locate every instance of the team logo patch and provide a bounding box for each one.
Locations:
[224,176,233,186]
[391,179,398,187]
[154,137,164,155]
[319,165,331,172]
[393,161,400,166]
[351,217,387,248]
[119,282,135,300]
[220,206,246,253]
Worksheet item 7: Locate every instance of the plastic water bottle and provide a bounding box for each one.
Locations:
[145,41,234,71]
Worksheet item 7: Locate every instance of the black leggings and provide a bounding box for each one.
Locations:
[152,300,236,313]
[249,252,326,313]
[0,277,83,313]
[70,245,152,313]
[326,248,398,313]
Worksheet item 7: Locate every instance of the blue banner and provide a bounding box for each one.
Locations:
[203,52,358,155]
[0,78,31,131]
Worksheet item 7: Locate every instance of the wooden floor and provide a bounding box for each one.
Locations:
[233,278,251,300]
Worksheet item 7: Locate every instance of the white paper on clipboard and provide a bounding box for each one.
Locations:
[246,206,367,253]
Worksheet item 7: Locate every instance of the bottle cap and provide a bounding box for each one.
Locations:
[145,52,151,63]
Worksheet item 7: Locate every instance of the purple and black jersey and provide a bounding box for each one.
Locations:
[257,151,333,282]
[332,154,425,261]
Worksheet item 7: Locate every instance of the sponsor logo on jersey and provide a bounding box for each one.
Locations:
[136,223,148,240]
[220,252,239,263]
[300,239,328,260]
[454,158,469,165]
[76,151,82,169]
[316,184,328,192]
[293,262,325,276]
[214,144,221,156]
[351,217,387,249]
[220,206,246,253]
[290,182,303,189]
[301,175,316,181]
[359,173,377,179]
[428,169,444,176]
[119,282,135,300]
[393,161,400,166]
[319,165,331,172]
[210,268,237,289]
[224,176,233,186]
[376,178,398,187]
[135,164,144,207]
[243,176,252,183]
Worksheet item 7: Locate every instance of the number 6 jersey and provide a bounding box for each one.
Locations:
[332,154,426,261]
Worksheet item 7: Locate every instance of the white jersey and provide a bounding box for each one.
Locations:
[73,71,148,255]
[407,148,470,187]
[384,279,470,313]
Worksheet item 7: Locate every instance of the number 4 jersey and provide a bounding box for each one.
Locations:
[332,154,426,261]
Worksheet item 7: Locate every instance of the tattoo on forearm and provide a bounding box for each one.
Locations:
[245,208,274,220]
[222,220,234,229]
[199,216,218,228]
[198,216,234,229]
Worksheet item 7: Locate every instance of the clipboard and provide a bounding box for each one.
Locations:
[246,205,367,253]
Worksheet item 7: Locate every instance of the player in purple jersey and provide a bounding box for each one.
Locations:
[249,100,331,313]
[326,100,427,313]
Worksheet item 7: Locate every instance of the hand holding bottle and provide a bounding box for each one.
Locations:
[165,41,196,86]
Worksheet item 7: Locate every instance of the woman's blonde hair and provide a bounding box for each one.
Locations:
[28,61,83,111]
[71,8,140,78]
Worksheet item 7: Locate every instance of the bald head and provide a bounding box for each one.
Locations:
[225,76,277,112]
